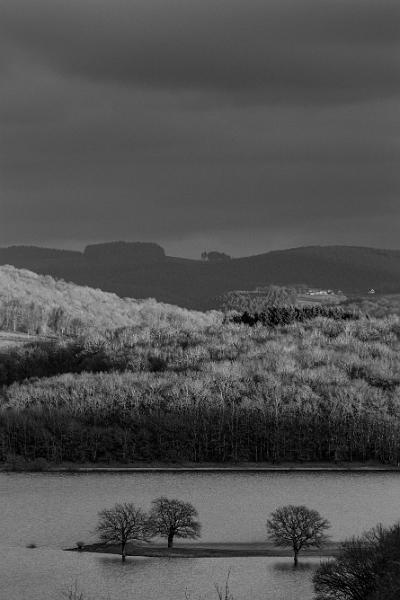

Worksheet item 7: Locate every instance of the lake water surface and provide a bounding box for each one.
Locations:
[0,547,319,600]
[1,471,399,599]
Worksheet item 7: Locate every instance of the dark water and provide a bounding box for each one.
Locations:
[1,471,399,599]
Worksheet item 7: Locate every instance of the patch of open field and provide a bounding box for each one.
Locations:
[296,293,344,306]
[0,331,43,349]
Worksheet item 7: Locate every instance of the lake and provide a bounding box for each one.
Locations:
[1,470,400,599]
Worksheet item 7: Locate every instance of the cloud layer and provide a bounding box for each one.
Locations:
[1,0,399,256]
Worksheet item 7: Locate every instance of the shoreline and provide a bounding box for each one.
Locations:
[68,541,340,559]
[2,461,400,473]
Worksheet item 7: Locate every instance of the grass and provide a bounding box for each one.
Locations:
[70,541,339,559]
[0,331,42,349]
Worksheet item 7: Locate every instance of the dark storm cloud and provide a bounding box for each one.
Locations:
[0,0,399,255]
[1,0,399,104]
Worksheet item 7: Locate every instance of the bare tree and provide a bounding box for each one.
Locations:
[96,502,150,561]
[266,505,330,566]
[149,497,201,548]
[313,523,400,600]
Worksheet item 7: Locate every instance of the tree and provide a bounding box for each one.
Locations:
[96,502,150,561]
[266,505,330,566]
[149,497,201,548]
[201,251,231,262]
[313,523,400,600]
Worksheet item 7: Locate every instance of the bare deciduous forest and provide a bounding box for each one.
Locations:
[1,266,400,466]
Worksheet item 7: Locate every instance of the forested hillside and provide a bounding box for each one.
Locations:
[1,267,400,467]
[342,294,400,319]
[0,265,214,336]
[1,243,400,308]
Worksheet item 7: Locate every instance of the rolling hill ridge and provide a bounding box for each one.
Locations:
[1,243,399,309]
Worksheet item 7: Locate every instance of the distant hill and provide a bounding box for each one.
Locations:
[84,241,165,263]
[1,243,400,309]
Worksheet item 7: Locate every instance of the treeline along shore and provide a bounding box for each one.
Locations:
[1,268,400,467]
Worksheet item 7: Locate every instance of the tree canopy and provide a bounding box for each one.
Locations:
[201,251,231,262]
[267,505,330,566]
[150,497,201,547]
[314,523,400,600]
[96,502,150,561]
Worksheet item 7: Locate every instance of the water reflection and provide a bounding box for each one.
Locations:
[0,546,319,600]
[97,554,169,577]
[273,560,317,572]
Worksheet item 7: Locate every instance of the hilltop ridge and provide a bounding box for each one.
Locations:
[1,243,399,308]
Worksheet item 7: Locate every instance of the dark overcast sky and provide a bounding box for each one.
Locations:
[1,0,399,257]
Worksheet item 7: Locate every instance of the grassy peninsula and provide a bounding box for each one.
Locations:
[69,541,340,559]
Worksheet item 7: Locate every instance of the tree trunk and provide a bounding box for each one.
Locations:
[121,541,126,562]
[167,532,174,548]
[293,550,299,567]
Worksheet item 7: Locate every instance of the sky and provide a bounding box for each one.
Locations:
[1,0,399,258]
